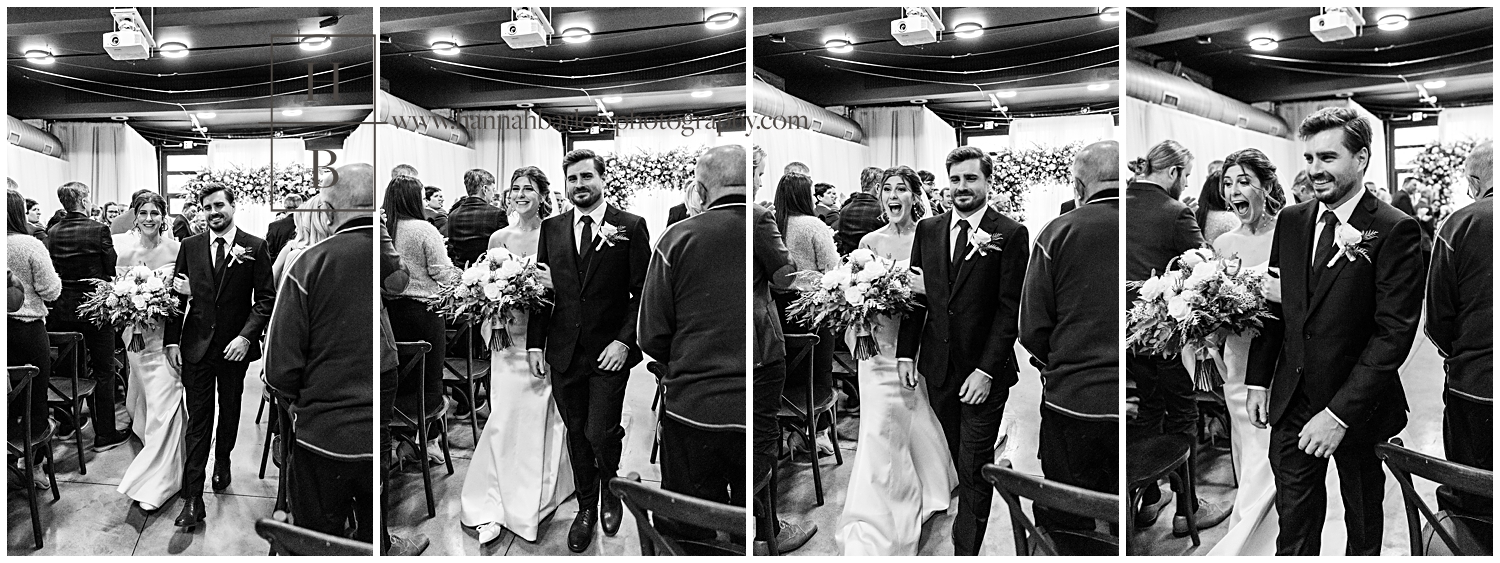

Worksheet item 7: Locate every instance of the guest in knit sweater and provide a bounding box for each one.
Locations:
[8,188,62,488]
[771,172,839,456]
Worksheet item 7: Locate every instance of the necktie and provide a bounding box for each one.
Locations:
[1310,211,1338,287]
[214,237,227,269]
[579,215,594,257]
[950,219,969,281]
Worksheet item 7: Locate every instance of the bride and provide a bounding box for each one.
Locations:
[113,192,187,512]
[837,166,957,555]
[459,166,572,545]
[1206,149,1346,555]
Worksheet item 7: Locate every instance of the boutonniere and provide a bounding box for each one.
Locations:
[965,226,1004,260]
[227,244,254,267]
[594,222,629,251]
[1328,223,1377,267]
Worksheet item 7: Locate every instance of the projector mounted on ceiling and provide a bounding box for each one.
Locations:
[892,7,945,46]
[503,7,555,49]
[1310,7,1365,42]
[104,8,158,61]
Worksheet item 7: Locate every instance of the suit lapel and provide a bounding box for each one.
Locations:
[1307,194,1376,317]
[950,208,997,297]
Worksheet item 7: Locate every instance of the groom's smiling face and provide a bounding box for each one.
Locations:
[200,190,235,233]
[1303,128,1367,205]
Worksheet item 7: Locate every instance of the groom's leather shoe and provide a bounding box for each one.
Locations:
[174,496,206,529]
[568,507,598,553]
[1173,498,1232,537]
[211,464,231,492]
[601,492,623,536]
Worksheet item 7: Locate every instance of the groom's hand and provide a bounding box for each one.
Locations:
[528,350,549,379]
[597,341,629,372]
[1247,388,1269,429]
[223,336,250,362]
[959,370,992,404]
[1299,410,1347,458]
[165,345,181,371]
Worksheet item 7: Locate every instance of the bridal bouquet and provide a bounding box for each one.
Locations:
[1126,248,1276,391]
[428,247,551,349]
[76,266,184,352]
[785,249,919,360]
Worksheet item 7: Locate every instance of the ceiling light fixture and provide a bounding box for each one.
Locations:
[995,90,1018,98]
[910,98,928,104]
[517,102,535,108]
[1248,37,1278,51]
[299,35,331,51]
[691,90,713,98]
[1423,80,1447,89]
[824,39,853,53]
[196,112,217,119]
[1098,7,1122,22]
[24,49,54,64]
[110,116,129,121]
[1377,14,1409,31]
[954,22,984,39]
[282,109,303,117]
[705,11,739,30]
[159,42,189,58]
[601,96,623,104]
[561,28,592,44]
[1087,82,1111,91]
[431,41,459,56]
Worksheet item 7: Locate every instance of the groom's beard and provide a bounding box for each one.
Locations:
[950,187,987,213]
[1309,171,1358,205]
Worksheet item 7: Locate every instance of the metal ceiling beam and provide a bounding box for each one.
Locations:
[1224,68,1493,104]
[785,66,1118,107]
[377,8,510,35]
[7,8,356,36]
[751,8,896,37]
[1126,7,1312,48]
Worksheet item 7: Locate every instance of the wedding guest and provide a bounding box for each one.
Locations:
[666,202,689,228]
[1019,141,1120,536]
[446,169,507,267]
[1289,170,1314,204]
[784,161,810,177]
[376,217,427,556]
[639,145,747,539]
[1196,168,1237,243]
[423,186,448,233]
[772,173,838,456]
[172,201,200,241]
[110,192,150,235]
[392,163,419,180]
[917,169,937,192]
[1393,178,1420,217]
[9,188,62,489]
[44,182,129,449]
[833,167,885,255]
[1427,140,1493,536]
[23,197,47,243]
[264,194,302,259]
[271,194,335,285]
[814,183,840,226]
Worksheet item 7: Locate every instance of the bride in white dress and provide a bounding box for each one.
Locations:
[460,166,573,544]
[113,192,187,512]
[1206,149,1347,555]
[837,166,957,555]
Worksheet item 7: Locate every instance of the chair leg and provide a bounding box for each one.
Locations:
[259,418,274,479]
[255,395,266,425]
[74,399,87,476]
[826,410,843,466]
[417,418,435,519]
[439,419,454,476]
[807,423,824,507]
[649,423,660,464]
[23,447,43,549]
[45,448,59,501]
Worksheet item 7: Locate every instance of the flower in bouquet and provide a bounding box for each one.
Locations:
[784,253,919,360]
[76,266,183,352]
[428,247,551,350]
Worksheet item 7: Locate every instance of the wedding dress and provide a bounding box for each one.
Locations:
[116,264,187,509]
[837,300,957,555]
[459,279,574,543]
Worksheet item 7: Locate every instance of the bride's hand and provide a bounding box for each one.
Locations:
[908,267,926,295]
[1263,267,1281,304]
[534,263,554,290]
[173,274,191,296]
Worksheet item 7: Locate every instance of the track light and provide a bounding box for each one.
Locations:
[825,38,852,53]
[431,41,459,56]
[1249,37,1278,51]
[561,28,591,44]
[159,42,189,58]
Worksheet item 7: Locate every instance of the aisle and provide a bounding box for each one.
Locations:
[7,360,277,555]
[385,361,662,556]
[773,342,1045,556]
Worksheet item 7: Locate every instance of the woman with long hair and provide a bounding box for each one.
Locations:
[271,193,336,285]
[771,173,840,457]
[1196,169,1238,243]
[7,189,61,490]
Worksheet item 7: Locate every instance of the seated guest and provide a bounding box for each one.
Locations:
[265,164,374,543]
[832,167,885,255]
[9,188,62,489]
[446,169,507,267]
[264,194,303,259]
[813,183,840,226]
[423,186,448,233]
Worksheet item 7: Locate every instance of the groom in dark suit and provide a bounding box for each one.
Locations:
[164,184,275,529]
[528,149,650,552]
[1247,108,1426,555]
[897,146,1029,555]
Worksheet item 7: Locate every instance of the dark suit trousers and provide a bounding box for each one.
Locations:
[1440,393,1492,546]
[1126,352,1196,438]
[1269,392,1385,555]
[289,444,373,544]
[46,318,119,437]
[182,354,250,496]
[552,351,629,508]
[1035,407,1117,532]
[930,365,1009,556]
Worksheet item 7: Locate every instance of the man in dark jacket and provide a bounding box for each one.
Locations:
[265,164,374,543]
[423,186,448,233]
[1427,140,1493,534]
[813,183,840,226]
[45,182,129,450]
[1020,140,1120,536]
[264,194,303,259]
[832,167,886,255]
[445,169,507,267]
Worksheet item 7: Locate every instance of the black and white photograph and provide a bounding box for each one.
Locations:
[751,7,1120,556]
[376,7,748,556]
[1124,6,1492,556]
[7,6,376,556]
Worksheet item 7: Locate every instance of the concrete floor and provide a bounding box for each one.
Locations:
[1130,335,1452,556]
[385,361,666,556]
[8,359,280,556]
[771,342,1058,556]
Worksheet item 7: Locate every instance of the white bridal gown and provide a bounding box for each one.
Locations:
[837,307,958,556]
[116,264,187,509]
[459,299,574,542]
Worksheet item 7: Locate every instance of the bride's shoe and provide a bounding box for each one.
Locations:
[476,523,504,545]
[138,501,159,512]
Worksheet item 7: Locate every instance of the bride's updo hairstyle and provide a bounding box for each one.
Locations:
[130,191,170,235]
[1220,148,1285,217]
[1128,140,1193,181]
[508,166,554,219]
[879,165,928,223]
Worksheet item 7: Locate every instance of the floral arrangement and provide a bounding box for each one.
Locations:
[427,247,551,349]
[987,142,1083,223]
[76,266,184,352]
[1413,138,1483,223]
[184,163,316,205]
[601,146,708,210]
[1126,248,1276,391]
[784,249,919,360]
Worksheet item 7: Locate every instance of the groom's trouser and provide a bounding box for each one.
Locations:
[552,351,629,509]
[1441,392,1492,546]
[1036,406,1118,533]
[289,444,373,543]
[1269,392,1386,555]
[930,366,1009,556]
[46,317,120,438]
[182,354,250,496]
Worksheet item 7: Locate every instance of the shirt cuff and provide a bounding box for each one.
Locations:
[897,358,914,364]
[1322,408,1348,429]
[612,340,628,350]
[975,369,992,381]
[1245,385,1268,391]
[526,348,543,353]
[165,344,179,350]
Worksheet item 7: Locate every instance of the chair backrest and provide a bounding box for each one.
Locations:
[609,473,746,556]
[1375,438,1494,556]
[647,361,667,382]
[983,460,1120,556]
[255,514,374,556]
[783,333,817,369]
[8,366,39,454]
[46,332,83,396]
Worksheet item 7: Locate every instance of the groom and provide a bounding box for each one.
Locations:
[529,149,650,553]
[165,184,275,529]
[897,146,1029,555]
[1246,107,1426,555]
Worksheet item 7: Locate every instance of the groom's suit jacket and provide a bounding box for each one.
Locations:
[898,206,1029,391]
[1246,191,1425,440]
[528,205,650,375]
[165,229,276,365]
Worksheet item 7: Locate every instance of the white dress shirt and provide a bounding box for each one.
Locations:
[573,204,607,254]
[209,224,239,268]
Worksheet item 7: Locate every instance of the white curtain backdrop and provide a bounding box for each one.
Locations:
[752,113,870,205]
[7,145,71,218]
[205,138,306,237]
[853,106,957,182]
[50,122,158,214]
[1127,97,1301,200]
[1008,114,1114,150]
[1438,105,1493,144]
[344,123,479,213]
